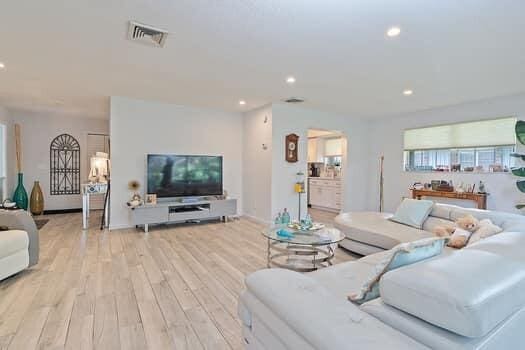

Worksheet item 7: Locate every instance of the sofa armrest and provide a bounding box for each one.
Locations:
[243,268,427,350]
[0,210,39,266]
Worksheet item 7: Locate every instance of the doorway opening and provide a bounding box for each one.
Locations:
[306,128,347,224]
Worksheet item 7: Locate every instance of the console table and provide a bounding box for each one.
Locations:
[411,189,487,209]
[130,197,237,232]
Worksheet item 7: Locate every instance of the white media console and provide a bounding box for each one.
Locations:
[130,197,237,233]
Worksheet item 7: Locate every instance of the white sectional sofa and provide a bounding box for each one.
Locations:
[239,204,525,349]
[0,210,39,280]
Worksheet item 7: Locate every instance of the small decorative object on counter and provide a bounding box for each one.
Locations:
[128,180,142,201]
[276,229,294,239]
[281,208,290,224]
[127,180,143,207]
[274,212,282,224]
[412,182,424,190]
[2,199,17,209]
[145,193,157,205]
[478,181,486,194]
[294,172,306,193]
[300,213,313,230]
[295,172,306,220]
[30,181,44,215]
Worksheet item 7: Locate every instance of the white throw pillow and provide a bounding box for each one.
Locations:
[389,198,434,229]
[468,219,503,245]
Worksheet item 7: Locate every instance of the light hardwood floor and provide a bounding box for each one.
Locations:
[0,212,354,350]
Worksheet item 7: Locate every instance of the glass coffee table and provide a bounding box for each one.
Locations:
[262,224,345,272]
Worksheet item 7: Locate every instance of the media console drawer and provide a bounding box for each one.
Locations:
[131,206,169,225]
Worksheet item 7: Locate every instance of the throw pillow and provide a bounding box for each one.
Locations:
[389,198,434,229]
[468,219,503,245]
[348,237,447,304]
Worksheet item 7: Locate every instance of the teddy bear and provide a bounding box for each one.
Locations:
[432,215,480,249]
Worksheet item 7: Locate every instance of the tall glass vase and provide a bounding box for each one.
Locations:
[13,173,28,210]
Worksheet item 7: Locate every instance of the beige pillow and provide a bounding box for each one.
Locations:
[468,219,503,245]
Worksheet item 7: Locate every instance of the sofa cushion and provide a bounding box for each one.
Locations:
[244,269,427,349]
[429,204,525,233]
[309,261,378,299]
[361,298,525,350]
[422,216,454,233]
[389,199,434,229]
[465,231,525,262]
[380,248,525,338]
[429,203,454,220]
[349,237,446,304]
[335,212,433,250]
[0,230,29,259]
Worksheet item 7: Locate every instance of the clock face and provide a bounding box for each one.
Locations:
[288,142,296,151]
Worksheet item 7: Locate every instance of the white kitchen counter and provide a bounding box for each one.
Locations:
[308,178,342,211]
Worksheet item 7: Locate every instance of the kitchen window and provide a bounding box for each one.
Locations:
[403,117,516,172]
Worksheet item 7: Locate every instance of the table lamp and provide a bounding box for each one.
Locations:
[89,152,109,183]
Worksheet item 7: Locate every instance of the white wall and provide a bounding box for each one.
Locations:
[271,103,370,221]
[367,93,525,213]
[242,105,273,222]
[9,109,109,210]
[109,96,243,229]
[0,106,14,200]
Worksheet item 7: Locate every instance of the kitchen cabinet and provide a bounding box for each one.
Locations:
[307,138,317,163]
[308,178,341,211]
[307,138,325,163]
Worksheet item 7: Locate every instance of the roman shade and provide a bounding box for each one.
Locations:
[324,138,343,156]
[404,117,516,151]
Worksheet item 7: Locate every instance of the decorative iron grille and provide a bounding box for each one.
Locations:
[50,134,81,195]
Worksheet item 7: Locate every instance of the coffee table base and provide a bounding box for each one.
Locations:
[266,239,335,272]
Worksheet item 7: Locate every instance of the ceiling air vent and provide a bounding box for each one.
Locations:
[284,97,305,103]
[128,21,168,48]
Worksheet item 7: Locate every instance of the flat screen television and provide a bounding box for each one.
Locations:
[147,154,223,198]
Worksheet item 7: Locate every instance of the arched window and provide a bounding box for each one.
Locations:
[50,134,80,195]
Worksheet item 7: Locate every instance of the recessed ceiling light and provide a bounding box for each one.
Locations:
[387,26,401,37]
[0,62,5,69]
[239,100,246,105]
[286,76,296,84]
[403,89,413,96]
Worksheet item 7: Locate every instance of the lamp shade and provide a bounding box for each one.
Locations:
[89,152,110,182]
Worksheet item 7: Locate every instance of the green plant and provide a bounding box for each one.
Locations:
[512,120,525,210]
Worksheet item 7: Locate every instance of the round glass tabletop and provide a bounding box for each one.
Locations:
[262,224,345,246]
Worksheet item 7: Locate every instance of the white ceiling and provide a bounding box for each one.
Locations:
[1,0,525,119]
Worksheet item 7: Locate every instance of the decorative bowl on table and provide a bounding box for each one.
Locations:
[287,221,325,232]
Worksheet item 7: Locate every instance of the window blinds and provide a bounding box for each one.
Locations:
[324,138,342,156]
[404,117,516,151]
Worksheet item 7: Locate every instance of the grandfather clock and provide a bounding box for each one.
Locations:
[285,133,299,163]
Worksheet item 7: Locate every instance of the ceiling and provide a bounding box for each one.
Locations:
[1,0,525,119]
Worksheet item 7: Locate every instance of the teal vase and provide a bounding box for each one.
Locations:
[13,173,28,210]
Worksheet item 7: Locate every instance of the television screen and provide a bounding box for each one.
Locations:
[147,155,223,197]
